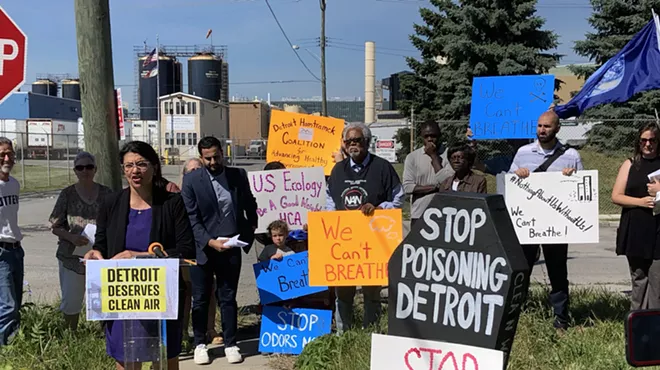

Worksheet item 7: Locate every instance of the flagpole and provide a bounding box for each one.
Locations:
[156,34,162,156]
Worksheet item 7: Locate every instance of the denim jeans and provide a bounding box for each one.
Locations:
[0,245,24,346]
[334,286,382,334]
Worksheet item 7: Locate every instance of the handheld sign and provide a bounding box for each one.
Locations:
[370,333,504,370]
[469,74,555,139]
[253,252,328,305]
[85,259,180,321]
[497,170,599,244]
[267,110,344,175]
[387,193,529,367]
[248,167,326,233]
[259,306,332,355]
[308,209,403,287]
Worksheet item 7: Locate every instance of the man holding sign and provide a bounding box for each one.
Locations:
[325,122,403,333]
[508,110,583,331]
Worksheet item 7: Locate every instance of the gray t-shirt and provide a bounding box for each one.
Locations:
[402,146,455,219]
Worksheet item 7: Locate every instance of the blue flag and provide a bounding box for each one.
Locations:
[555,13,660,118]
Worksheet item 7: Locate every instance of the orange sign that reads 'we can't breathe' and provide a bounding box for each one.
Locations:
[267,110,344,176]
[308,209,403,286]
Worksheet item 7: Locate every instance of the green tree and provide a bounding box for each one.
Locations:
[568,0,660,152]
[398,0,559,153]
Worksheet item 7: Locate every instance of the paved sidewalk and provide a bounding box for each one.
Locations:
[179,339,273,370]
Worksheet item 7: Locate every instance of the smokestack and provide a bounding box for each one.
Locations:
[365,41,376,124]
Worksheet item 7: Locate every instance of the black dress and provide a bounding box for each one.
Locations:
[616,157,660,259]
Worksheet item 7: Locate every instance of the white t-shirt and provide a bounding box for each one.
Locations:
[0,176,22,242]
[452,179,460,191]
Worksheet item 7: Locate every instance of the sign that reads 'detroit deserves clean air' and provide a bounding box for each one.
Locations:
[387,193,530,367]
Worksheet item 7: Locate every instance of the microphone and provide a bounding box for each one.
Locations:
[148,242,168,258]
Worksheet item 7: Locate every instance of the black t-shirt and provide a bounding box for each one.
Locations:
[328,154,401,210]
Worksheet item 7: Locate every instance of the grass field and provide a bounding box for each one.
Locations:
[272,286,660,370]
[13,164,74,193]
[393,147,629,217]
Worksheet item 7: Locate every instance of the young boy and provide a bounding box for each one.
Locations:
[258,220,295,262]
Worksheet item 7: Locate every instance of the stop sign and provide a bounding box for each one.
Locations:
[0,6,26,105]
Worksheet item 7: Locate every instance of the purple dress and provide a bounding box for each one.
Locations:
[105,209,182,362]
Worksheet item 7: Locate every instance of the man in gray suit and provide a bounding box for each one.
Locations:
[182,136,258,365]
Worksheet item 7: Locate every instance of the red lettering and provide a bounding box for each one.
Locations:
[337,264,348,281]
[321,263,388,282]
[330,243,341,260]
[362,241,371,258]
[321,216,352,241]
[402,347,479,370]
[324,265,336,282]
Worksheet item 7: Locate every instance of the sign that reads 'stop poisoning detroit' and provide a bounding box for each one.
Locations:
[469,74,555,139]
[248,167,326,233]
[267,110,344,175]
[387,193,530,366]
[497,170,599,244]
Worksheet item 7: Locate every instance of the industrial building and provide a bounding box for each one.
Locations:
[0,92,81,121]
[270,100,364,122]
[158,92,229,161]
[228,101,270,154]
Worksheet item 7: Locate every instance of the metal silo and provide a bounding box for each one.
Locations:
[32,79,58,96]
[174,60,183,93]
[61,79,81,100]
[221,61,229,103]
[188,53,222,102]
[139,53,176,120]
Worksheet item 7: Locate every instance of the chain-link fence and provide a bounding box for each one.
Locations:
[227,138,267,162]
[408,119,651,216]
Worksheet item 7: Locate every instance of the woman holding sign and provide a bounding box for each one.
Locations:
[84,141,195,370]
[613,123,660,310]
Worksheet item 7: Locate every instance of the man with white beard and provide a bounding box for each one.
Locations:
[325,122,403,333]
[0,138,23,346]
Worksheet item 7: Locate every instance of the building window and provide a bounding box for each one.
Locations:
[192,102,197,114]
[176,133,184,145]
[164,102,169,114]
[165,132,171,146]
[175,102,180,115]
[193,132,198,145]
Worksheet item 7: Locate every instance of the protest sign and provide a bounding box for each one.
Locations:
[248,167,326,233]
[267,110,344,175]
[85,259,180,321]
[259,306,332,355]
[308,209,403,286]
[387,193,529,367]
[469,74,555,139]
[370,333,504,370]
[253,252,328,305]
[497,170,599,244]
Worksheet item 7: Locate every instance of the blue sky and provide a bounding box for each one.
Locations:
[3,0,593,106]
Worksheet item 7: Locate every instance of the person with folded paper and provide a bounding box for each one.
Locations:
[612,123,660,310]
[48,152,112,331]
[181,136,258,365]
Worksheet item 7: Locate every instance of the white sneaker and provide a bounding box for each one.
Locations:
[194,344,211,365]
[224,346,243,364]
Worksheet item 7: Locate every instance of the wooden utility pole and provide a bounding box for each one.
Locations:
[74,0,122,190]
[320,0,328,117]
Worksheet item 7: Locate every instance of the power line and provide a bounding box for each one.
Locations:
[328,39,417,53]
[326,44,412,57]
[263,0,321,81]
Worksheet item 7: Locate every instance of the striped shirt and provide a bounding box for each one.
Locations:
[508,140,584,173]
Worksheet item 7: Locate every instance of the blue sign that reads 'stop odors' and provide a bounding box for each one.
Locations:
[469,74,555,139]
[259,306,333,355]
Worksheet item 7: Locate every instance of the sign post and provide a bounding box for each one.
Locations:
[0,6,27,105]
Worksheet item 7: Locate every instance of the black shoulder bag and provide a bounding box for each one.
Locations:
[533,145,568,173]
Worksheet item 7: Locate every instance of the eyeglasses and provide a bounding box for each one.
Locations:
[641,138,657,145]
[75,164,95,171]
[122,161,150,171]
[344,137,365,146]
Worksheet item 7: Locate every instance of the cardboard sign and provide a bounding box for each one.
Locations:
[248,167,326,233]
[85,259,179,321]
[469,74,555,139]
[267,110,344,175]
[387,193,529,367]
[308,209,403,286]
[497,170,599,244]
[253,252,328,305]
[370,333,504,370]
[259,306,332,355]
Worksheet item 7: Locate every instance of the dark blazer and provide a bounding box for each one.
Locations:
[439,171,487,194]
[92,187,196,260]
[181,166,258,265]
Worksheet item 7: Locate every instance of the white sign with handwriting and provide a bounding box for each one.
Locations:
[497,170,599,244]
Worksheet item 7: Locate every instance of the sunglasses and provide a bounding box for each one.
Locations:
[344,137,365,146]
[75,164,95,171]
[641,138,657,144]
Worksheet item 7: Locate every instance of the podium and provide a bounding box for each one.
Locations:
[86,257,195,369]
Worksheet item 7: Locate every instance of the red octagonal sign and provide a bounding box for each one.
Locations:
[0,6,27,106]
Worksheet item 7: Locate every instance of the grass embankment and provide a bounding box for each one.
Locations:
[14,164,74,193]
[393,148,628,217]
[269,286,659,370]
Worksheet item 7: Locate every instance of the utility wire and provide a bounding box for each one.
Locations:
[328,40,418,53]
[104,80,319,88]
[327,44,412,57]
[264,0,321,81]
